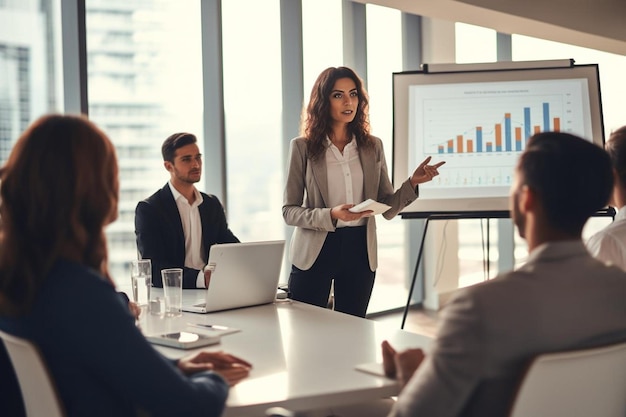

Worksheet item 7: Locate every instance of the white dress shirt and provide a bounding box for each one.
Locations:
[168,182,207,288]
[325,137,365,228]
[586,206,626,271]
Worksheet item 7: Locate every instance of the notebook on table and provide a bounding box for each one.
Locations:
[182,240,285,314]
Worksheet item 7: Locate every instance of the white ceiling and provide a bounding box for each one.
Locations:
[352,0,626,55]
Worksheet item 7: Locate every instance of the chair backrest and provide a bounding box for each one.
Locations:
[0,330,65,417]
[509,341,626,417]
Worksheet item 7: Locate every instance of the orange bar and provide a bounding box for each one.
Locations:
[554,117,561,131]
[495,124,502,148]
[515,127,522,142]
[534,125,541,134]
[467,140,473,153]
[457,135,464,153]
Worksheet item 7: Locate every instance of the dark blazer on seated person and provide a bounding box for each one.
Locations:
[0,259,229,417]
[135,183,239,288]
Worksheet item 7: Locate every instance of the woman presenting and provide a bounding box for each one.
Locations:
[283,66,444,317]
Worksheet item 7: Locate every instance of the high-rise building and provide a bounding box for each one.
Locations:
[86,0,169,288]
[0,0,57,163]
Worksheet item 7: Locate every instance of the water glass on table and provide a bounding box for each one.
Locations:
[130,259,151,311]
[161,268,183,317]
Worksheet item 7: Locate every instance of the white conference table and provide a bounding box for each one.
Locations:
[139,291,433,417]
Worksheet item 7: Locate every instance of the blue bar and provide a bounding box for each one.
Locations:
[476,128,483,152]
[505,114,512,152]
[438,148,444,154]
[487,144,493,152]
[515,139,521,152]
[543,103,550,131]
[524,107,531,141]
[447,147,453,153]
[496,145,502,152]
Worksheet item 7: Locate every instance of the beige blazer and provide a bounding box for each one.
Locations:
[282,136,417,271]
[389,241,626,417]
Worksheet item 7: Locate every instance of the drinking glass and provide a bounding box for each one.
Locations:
[130,259,151,308]
[161,268,183,317]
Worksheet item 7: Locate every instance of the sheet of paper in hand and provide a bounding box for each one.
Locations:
[349,199,392,216]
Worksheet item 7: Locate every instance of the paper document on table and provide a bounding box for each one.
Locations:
[185,323,241,337]
[354,361,391,378]
[146,331,220,349]
[349,199,392,216]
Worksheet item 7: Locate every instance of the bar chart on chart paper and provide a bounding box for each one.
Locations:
[428,96,566,155]
[408,78,589,195]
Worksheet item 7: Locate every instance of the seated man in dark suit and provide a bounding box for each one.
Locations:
[135,132,239,289]
[383,132,626,417]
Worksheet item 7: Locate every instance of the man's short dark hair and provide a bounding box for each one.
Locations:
[518,132,613,234]
[161,132,197,162]
[605,126,626,187]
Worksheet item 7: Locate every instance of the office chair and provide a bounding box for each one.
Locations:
[508,341,626,417]
[0,330,65,417]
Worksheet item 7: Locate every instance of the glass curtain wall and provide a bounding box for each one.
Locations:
[301,1,409,313]
[511,35,626,263]
[449,24,625,283]
[221,0,284,249]
[85,0,203,291]
[302,0,343,94]
[364,4,406,312]
[0,0,62,163]
[454,23,502,287]
[5,1,623,311]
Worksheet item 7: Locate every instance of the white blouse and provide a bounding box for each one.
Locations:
[325,137,366,227]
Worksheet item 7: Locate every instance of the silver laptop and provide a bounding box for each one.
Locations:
[183,240,285,313]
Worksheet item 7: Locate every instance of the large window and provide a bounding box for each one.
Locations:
[512,34,626,258]
[302,0,343,94]
[454,23,503,287]
[456,23,496,64]
[5,1,621,308]
[0,0,62,162]
[364,4,405,312]
[451,25,625,284]
[86,0,204,292]
[447,31,625,273]
[222,0,284,247]
[303,2,410,313]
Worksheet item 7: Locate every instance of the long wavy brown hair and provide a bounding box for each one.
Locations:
[302,66,373,160]
[0,114,119,316]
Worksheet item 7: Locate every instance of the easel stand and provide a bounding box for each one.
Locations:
[399,211,509,329]
[399,207,616,329]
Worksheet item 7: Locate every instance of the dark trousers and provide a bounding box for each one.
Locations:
[288,226,375,318]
